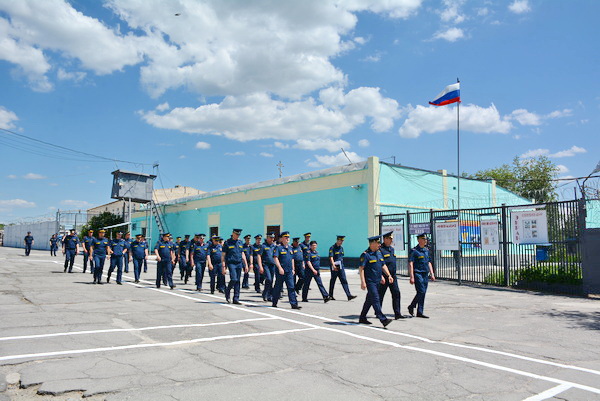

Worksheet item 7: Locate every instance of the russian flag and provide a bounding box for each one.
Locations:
[429,82,460,106]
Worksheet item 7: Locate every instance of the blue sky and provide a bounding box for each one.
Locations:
[0,0,598,222]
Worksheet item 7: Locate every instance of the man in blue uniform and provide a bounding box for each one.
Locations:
[108,232,128,284]
[123,232,133,273]
[208,235,222,294]
[62,229,80,273]
[379,231,406,319]
[178,235,191,282]
[49,234,59,256]
[130,234,148,283]
[154,232,176,289]
[272,232,301,309]
[408,233,436,318]
[359,235,393,327]
[251,235,263,293]
[141,235,149,273]
[222,229,249,304]
[89,230,111,284]
[241,234,252,289]
[261,233,277,302]
[292,237,305,295]
[302,240,330,303]
[82,229,95,274]
[190,234,210,291]
[23,232,34,256]
[328,235,357,301]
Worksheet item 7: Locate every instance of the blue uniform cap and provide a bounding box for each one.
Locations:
[368,235,382,242]
[303,232,311,237]
[233,228,242,234]
[266,233,275,238]
[99,229,106,233]
[184,234,190,238]
[382,231,393,238]
[254,234,263,239]
[337,235,345,240]
[161,232,170,237]
[416,233,428,239]
[280,231,290,237]
[244,234,251,239]
[176,236,181,240]
[135,234,142,238]
[292,237,300,241]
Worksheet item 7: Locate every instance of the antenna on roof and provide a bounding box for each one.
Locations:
[276,161,284,178]
[341,148,353,165]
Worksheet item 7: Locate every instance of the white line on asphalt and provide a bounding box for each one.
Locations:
[0,317,276,342]
[0,327,318,362]
[521,384,572,401]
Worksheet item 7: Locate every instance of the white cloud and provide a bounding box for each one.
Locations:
[546,109,572,119]
[7,174,17,179]
[0,199,36,208]
[433,27,464,42]
[88,180,96,184]
[156,102,170,112]
[509,0,531,14]
[294,138,350,152]
[306,151,365,168]
[440,0,466,24]
[549,146,586,158]
[57,68,86,82]
[509,109,542,126]
[195,141,211,149]
[556,164,569,174]
[60,199,92,208]
[399,103,511,138]
[225,151,245,156]
[354,36,368,45]
[358,139,370,148]
[178,155,186,159]
[23,173,46,180]
[274,142,290,149]
[520,148,549,158]
[260,152,274,158]
[0,106,19,129]
[477,8,489,16]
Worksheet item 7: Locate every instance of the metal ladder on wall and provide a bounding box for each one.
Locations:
[150,200,169,235]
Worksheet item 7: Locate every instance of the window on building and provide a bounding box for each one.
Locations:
[266,225,280,238]
[210,226,219,237]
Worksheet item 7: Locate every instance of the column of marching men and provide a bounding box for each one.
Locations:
[45,228,436,327]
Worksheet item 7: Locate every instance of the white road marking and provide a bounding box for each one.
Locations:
[521,384,572,401]
[0,317,276,342]
[0,327,318,362]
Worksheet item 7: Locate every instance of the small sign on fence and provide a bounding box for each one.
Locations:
[481,219,500,250]
[434,221,460,250]
[511,210,549,245]
[409,222,430,235]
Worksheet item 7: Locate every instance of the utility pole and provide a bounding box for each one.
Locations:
[277,161,284,178]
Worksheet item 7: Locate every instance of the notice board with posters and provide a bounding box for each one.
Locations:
[510,209,549,245]
[434,221,460,250]
[383,224,405,251]
[481,219,500,250]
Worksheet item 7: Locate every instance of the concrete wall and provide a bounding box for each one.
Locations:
[3,221,57,251]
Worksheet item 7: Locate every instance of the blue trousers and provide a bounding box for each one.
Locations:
[379,273,401,317]
[242,270,249,288]
[64,249,77,271]
[51,245,58,256]
[253,265,261,291]
[83,251,94,273]
[123,255,129,273]
[93,255,106,283]
[272,269,298,306]
[262,263,276,301]
[329,266,351,298]
[178,254,187,278]
[157,260,173,288]
[409,271,429,315]
[132,257,144,281]
[360,281,387,322]
[302,269,329,300]
[295,263,305,293]
[194,259,206,289]
[108,255,123,283]
[226,262,243,302]
[25,244,32,256]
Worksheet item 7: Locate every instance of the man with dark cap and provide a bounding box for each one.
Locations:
[251,235,263,293]
[179,234,192,282]
[208,235,222,294]
[154,232,176,289]
[62,229,80,273]
[49,234,59,257]
[408,233,436,318]
[328,235,357,301]
[292,237,305,294]
[222,229,249,304]
[190,234,210,291]
[241,234,253,289]
[302,240,330,303]
[82,229,95,274]
[23,231,34,256]
[89,230,111,284]
[261,233,277,302]
[123,232,133,274]
[379,231,406,319]
[130,234,148,283]
[358,235,393,327]
[271,231,301,309]
[108,232,128,284]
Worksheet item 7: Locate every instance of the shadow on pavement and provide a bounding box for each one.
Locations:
[542,310,600,331]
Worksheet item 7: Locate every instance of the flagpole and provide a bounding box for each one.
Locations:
[456,77,461,285]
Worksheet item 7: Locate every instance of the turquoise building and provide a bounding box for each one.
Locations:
[131,156,527,258]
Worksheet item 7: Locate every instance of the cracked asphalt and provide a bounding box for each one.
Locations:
[0,246,599,401]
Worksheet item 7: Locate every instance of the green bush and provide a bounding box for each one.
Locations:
[516,264,582,285]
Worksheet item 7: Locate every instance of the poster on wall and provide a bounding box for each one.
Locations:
[384,224,405,251]
[409,222,430,235]
[434,221,460,250]
[510,209,549,245]
[480,219,500,250]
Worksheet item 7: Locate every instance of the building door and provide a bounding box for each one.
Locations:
[266,225,281,238]
[210,226,219,237]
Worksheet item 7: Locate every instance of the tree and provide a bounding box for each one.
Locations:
[79,212,124,239]
[469,156,559,202]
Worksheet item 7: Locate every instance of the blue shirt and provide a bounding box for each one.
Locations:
[242,242,252,263]
[179,240,191,256]
[110,238,128,256]
[92,238,110,256]
[359,249,385,284]
[380,244,396,273]
[50,237,58,246]
[190,241,209,262]
[222,237,244,264]
[329,244,344,264]
[130,240,148,259]
[154,240,174,260]
[208,243,222,264]
[300,241,310,259]
[24,235,34,244]
[63,235,79,250]
[409,246,430,272]
[306,249,321,270]
[274,244,294,271]
[292,245,304,264]
[251,243,263,264]
[83,236,95,251]
[261,242,276,265]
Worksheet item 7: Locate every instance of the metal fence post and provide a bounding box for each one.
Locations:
[501,203,510,286]
[378,213,383,236]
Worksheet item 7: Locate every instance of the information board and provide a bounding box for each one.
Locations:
[434,221,459,250]
[481,219,500,250]
[510,210,549,245]
[383,224,405,251]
